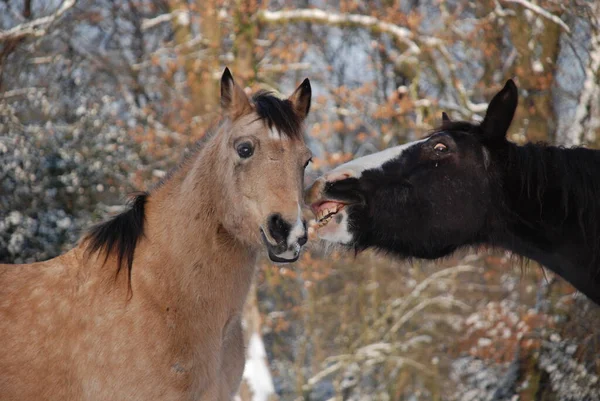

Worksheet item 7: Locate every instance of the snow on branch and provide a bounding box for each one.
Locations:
[503,0,570,33]
[256,9,441,55]
[386,295,471,338]
[0,0,76,42]
[141,10,189,31]
[1,87,47,99]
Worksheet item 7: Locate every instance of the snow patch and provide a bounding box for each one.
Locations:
[242,333,275,401]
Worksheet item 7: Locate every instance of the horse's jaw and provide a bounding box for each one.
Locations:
[313,206,354,245]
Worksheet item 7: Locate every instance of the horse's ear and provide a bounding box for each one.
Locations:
[288,78,311,120]
[442,112,451,123]
[220,67,252,119]
[480,79,518,140]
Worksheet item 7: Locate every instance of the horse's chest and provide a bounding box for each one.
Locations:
[164,311,246,398]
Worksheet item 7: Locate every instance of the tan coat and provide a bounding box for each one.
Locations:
[0,69,312,401]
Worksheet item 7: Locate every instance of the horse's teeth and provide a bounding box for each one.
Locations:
[316,204,345,224]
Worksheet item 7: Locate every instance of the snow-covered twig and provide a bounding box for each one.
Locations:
[0,0,76,42]
[303,361,343,390]
[503,0,570,33]
[141,10,188,31]
[256,9,442,55]
[386,295,471,338]
[390,265,478,314]
[1,87,47,99]
[432,44,488,116]
[259,62,312,73]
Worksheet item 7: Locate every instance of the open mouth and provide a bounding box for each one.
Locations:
[260,228,300,263]
[313,201,347,228]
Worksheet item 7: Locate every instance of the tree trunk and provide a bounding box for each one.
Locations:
[560,3,600,147]
[506,4,562,143]
[169,0,221,116]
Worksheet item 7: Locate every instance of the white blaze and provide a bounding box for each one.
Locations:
[316,138,426,244]
[268,127,282,140]
[325,138,427,180]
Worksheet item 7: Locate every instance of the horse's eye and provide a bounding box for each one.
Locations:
[236,142,254,158]
[303,158,312,169]
[434,143,448,152]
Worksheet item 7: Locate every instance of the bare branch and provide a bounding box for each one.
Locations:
[503,0,570,33]
[1,87,46,99]
[303,361,343,391]
[390,265,479,316]
[431,44,488,117]
[141,10,188,31]
[259,62,312,73]
[386,295,471,338]
[256,9,442,56]
[0,0,77,42]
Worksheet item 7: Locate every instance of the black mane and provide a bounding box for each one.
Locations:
[437,120,480,134]
[436,119,600,286]
[502,140,600,276]
[252,91,303,140]
[85,193,147,286]
[439,120,600,267]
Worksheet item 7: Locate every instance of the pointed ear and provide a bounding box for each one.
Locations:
[288,78,311,120]
[480,79,518,140]
[220,67,253,119]
[442,112,451,123]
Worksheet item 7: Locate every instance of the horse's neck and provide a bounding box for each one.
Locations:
[494,230,600,304]
[491,143,600,304]
[134,153,257,309]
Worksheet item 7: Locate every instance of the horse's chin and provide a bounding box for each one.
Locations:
[260,228,301,264]
[267,249,300,263]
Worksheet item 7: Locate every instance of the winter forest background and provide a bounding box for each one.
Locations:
[1,0,600,400]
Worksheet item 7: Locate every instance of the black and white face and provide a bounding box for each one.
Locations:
[305,130,496,258]
[306,139,427,244]
[305,80,519,259]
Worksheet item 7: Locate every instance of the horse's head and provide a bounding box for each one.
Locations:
[210,68,312,263]
[305,80,518,258]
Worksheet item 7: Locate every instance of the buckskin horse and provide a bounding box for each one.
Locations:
[307,79,600,305]
[0,68,313,400]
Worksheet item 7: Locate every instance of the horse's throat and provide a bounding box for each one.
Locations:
[494,228,600,305]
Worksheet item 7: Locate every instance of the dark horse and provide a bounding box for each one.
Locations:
[306,80,600,305]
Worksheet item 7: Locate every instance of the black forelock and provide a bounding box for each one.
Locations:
[430,120,482,137]
[252,91,303,140]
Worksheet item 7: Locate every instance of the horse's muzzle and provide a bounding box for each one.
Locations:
[261,214,307,263]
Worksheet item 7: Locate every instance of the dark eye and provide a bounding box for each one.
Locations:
[434,143,448,152]
[236,142,254,158]
[303,158,312,169]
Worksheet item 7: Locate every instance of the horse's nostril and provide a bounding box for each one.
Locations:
[269,214,279,227]
[267,213,290,244]
[298,234,308,246]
